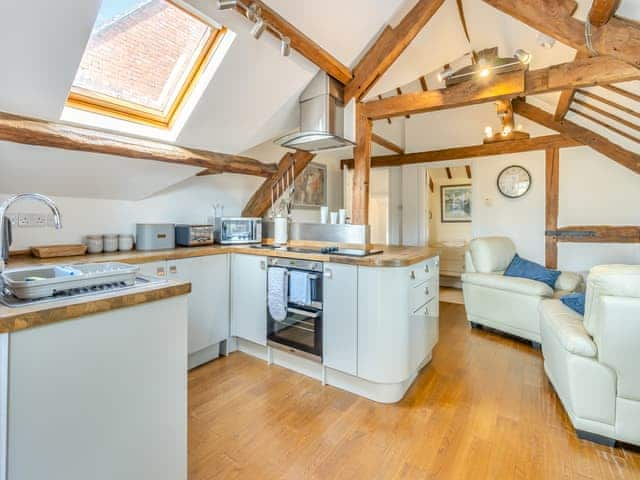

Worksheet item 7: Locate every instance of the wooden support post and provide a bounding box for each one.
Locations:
[545,147,560,269]
[352,102,372,225]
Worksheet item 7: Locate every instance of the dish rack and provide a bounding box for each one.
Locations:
[1,262,140,300]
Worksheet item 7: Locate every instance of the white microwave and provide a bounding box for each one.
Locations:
[215,217,262,244]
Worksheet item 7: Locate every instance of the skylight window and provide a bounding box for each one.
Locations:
[64,0,230,138]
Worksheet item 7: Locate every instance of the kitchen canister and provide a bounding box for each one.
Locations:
[274,216,288,246]
[86,235,103,254]
[103,234,119,253]
[118,234,134,251]
[320,206,329,224]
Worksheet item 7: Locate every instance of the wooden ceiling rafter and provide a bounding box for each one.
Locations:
[361,56,640,120]
[456,0,471,43]
[512,99,640,174]
[0,111,278,177]
[588,0,622,27]
[344,0,446,102]
[371,133,405,154]
[569,107,640,144]
[482,0,640,67]
[572,98,640,133]
[554,52,589,121]
[341,134,580,169]
[576,89,640,120]
[233,1,352,84]
[602,84,640,103]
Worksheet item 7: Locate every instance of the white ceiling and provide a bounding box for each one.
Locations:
[0,0,637,200]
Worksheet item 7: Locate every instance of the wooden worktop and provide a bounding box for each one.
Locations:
[7,243,440,269]
[0,279,191,334]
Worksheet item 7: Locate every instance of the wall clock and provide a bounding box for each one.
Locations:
[497,165,531,198]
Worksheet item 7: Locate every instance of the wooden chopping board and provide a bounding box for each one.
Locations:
[31,244,88,259]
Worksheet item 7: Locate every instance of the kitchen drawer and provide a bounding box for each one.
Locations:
[407,257,438,286]
[413,296,438,317]
[409,277,437,313]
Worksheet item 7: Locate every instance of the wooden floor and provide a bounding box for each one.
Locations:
[189,303,640,479]
[440,286,465,305]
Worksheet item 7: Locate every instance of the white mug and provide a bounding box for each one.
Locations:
[320,206,329,224]
[338,209,346,224]
[330,212,338,224]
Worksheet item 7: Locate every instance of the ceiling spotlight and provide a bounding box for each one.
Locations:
[514,49,532,65]
[484,126,494,138]
[437,65,454,83]
[479,68,491,78]
[217,0,238,10]
[537,32,556,49]
[280,36,291,56]
[502,126,512,136]
[251,16,266,39]
[246,3,260,22]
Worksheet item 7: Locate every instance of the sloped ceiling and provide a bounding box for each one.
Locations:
[0,0,637,201]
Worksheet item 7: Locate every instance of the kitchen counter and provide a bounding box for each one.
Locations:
[7,243,441,269]
[0,279,191,333]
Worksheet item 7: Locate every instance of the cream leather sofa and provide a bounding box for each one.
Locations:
[462,237,582,344]
[540,265,640,447]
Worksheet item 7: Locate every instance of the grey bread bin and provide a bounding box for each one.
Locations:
[136,224,175,251]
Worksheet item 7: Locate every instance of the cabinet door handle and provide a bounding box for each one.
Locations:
[156,267,166,277]
[260,260,266,270]
[424,286,429,295]
[169,265,177,274]
[323,268,333,279]
[424,264,430,273]
[410,270,416,280]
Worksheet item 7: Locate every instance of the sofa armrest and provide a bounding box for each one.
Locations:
[555,271,584,293]
[462,272,554,297]
[539,299,597,358]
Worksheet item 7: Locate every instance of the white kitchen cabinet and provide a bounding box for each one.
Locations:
[137,261,167,279]
[167,255,229,356]
[323,263,358,376]
[230,254,267,345]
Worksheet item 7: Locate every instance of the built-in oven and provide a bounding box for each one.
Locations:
[267,257,323,362]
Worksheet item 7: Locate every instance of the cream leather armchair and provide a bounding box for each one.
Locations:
[540,265,640,447]
[462,237,582,344]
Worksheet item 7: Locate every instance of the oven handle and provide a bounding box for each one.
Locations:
[287,307,321,318]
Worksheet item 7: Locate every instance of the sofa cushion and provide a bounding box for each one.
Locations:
[468,237,516,273]
[462,272,554,297]
[539,299,597,358]
[561,293,586,315]
[504,254,561,289]
[555,271,584,293]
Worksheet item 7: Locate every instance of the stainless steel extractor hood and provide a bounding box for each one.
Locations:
[275,71,355,152]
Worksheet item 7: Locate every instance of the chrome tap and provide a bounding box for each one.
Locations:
[0,193,62,272]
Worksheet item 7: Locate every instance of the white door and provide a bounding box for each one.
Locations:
[230,254,267,345]
[323,263,358,375]
[137,261,167,279]
[168,255,230,354]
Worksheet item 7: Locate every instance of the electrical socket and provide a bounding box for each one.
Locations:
[7,213,56,228]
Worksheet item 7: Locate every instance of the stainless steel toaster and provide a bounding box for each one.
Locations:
[136,224,175,251]
[175,225,214,247]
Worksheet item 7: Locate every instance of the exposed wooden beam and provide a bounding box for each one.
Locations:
[602,85,640,103]
[569,108,640,144]
[0,111,278,177]
[343,0,446,102]
[242,150,315,217]
[545,148,560,268]
[456,0,471,43]
[465,165,472,179]
[513,100,640,174]
[445,167,453,179]
[362,56,640,120]
[589,0,622,27]
[573,99,640,133]
[235,1,352,84]
[341,134,580,169]
[352,103,372,225]
[371,133,404,154]
[552,226,640,243]
[482,0,640,67]
[576,89,640,120]
[554,52,588,121]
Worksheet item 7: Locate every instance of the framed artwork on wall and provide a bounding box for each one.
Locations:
[441,184,472,223]
[293,162,327,209]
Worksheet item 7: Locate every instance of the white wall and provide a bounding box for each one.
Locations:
[428,174,472,245]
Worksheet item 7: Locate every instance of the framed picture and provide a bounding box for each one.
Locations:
[441,184,472,223]
[293,162,327,209]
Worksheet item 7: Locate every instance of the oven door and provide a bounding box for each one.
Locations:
[268,306,322,362]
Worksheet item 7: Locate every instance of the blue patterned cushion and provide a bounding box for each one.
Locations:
[561,293,586,316]
[503,254,561,289]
